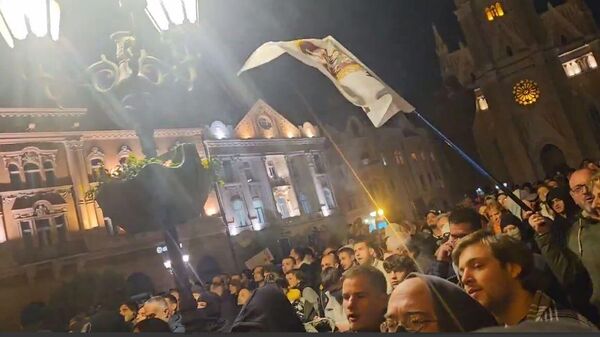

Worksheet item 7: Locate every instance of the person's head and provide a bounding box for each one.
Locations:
[435,214,450,234]
[569,168,595,214]
[384,274,497,333]
[546,187,570,216]
[546,179,559,188]
[229,278,242,296]
[590,172,600,212]
[285,269,306,289]
[322,245,338,256]
[353,238,377,266]
[169,289,179,303]
[496,193,508,206]
[281,256,296,274]
[290,247,307,266]
[385,234,409,256]
[253,266,265,284]
[338,246,356,271]
[383,254,418,289]
[537,185,550,202]
[20,302,46,330]
[342,265,388,332]
[448,207,483,243]
[485,202,504,225]
[163,294,177,317]
[320,253,340,271]
[321,266,343,292]
[119,301,138,323]
[425,210,439,227]
[133,317,171,333]
[453,231,534,319]
[142,296,170,322]
[237,288,252,306]
[305,247,316,263]
[210,275,226,296]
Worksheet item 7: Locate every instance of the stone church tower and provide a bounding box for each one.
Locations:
[435,0,600,183]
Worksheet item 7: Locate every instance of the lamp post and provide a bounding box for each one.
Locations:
[0,0,206,326]
[87,0,203,318]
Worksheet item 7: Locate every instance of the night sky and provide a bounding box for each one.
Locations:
[1,0,600,131]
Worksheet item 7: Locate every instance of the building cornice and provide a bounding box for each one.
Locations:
[0,108,87,118]
[0,128,204,143]
[204,137,326,148]
[0,185,73,199]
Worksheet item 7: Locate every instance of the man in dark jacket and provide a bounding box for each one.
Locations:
[529,168,600,323]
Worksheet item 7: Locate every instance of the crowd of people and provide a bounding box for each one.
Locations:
[18,160,600,332]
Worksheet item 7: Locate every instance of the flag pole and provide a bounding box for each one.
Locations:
[413,110,532,212]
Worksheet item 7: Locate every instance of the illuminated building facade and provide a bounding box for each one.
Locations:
[435,0,600,182]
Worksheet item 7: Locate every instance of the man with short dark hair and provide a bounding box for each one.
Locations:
[253,266,266,288]
[383,254,418,290]
[428,207,482,283]
[163,294,184,333]
[281,256,296,274]
[453,230,594,328]
[342,265,388,332]
[291,246,318,288]
[353,238,391,293]
[337,247,356,271]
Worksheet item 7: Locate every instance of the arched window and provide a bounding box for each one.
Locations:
[90,158,104,182]
[231,197,247,227]
[8,164,21,189]
[43,161,56,187]
[23,163,42,189]
[252,198,265,224]
[323,186,336,209]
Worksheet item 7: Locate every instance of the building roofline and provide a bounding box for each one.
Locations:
[0,108,87,118]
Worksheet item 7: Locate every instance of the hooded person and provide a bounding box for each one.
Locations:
[229,284,305,332]
[180,290,227,333]
[383,273,497,332]
[546,186,580,248]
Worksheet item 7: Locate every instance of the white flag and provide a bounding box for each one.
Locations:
[238,36,415,127]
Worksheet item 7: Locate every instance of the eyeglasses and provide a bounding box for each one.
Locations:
[571,184,590,195]
[380,315,437,333]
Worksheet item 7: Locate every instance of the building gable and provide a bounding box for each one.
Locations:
[234,100,301,139]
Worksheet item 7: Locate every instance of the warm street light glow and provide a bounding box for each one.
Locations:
[377,209,384,216]
[144,0,198,32]
[0,0,61,48]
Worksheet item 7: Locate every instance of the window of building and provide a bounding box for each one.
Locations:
[243,162,254,183]
[90,158,104,182]
[381,153,388,166]
[562,52,597,78]
[421,152,426,160]
[314,154,326,174]
[20,221,33,249]
[394,150,404,165]
[55,215,67,243]
[266,161,276,178]
[252,198,265,224]
[323,186,336,209]
[419,175,427,189]
[411,153,418,161]
[299,193,311,214]
[430,152,436,161]
[23,163,42,189]
[43,161,56,187]
[485,2,505,21]
[35,218,51,247]
[276,196,290,218]
[222,160,236,183]
[231,197,247,227]
[8,164,21,189]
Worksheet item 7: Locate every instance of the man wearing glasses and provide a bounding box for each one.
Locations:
[529,168,600,319]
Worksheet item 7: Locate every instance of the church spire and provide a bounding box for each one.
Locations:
[433,24,449,56]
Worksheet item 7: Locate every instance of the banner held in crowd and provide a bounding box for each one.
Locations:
[238,35,415,128]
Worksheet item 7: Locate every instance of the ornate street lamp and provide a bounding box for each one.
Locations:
[144,0,198,32]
